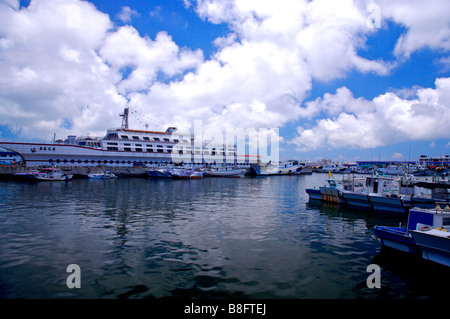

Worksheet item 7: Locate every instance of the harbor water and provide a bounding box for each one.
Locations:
[0,173,448,299]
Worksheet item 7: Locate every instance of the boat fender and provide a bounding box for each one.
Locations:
[419,225,432,232]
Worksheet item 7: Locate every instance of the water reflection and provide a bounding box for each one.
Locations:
[0,174,446,299]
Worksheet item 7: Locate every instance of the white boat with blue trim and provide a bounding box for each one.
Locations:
[87,170,117,179]
[14,167,72,181]
[249,160,301,176]
[374,206,450,267]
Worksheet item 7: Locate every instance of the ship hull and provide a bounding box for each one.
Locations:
[0,142,243,167]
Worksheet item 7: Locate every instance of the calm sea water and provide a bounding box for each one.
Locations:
[0,173,448,299]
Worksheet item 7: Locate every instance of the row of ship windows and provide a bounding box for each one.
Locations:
[48,159,180,164]
[108,133,187,143]
[47,159,251,165]
[122,136,181,142]
[106,142,232,150]
[106,146,235,156]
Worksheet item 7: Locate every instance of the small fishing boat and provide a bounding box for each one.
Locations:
[15,167,72,181]
[249,160,301,176]
[410,180,450,208]
[87,171,117,179]
[171,168,203,179]
[340,174,414,214]
[374,206,450,266]
[315,163,347,174]
[306,172,364,204]
[147,168,173,178]
[368,174,415,215]
[203,167,247,178]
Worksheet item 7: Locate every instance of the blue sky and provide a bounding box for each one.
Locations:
[1,0,450,162]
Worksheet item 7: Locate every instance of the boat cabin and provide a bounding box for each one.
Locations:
[407,206,450,232]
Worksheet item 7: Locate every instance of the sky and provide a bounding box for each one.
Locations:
[0,0,450,162]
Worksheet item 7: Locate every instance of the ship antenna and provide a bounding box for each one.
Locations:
[120,107,129,129]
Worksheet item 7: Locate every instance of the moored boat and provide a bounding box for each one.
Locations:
[315,163,347,174]
[306,172,365,204]
[340,174,414,214]
[368,174,415,215]
[249,160,301,176]
[410,180,450,208]
[374,206,450,266]
[15,167,72,181]
[170,168,203,179]
[203,167,247,178]
[87,170,117,179]
[147,167,173,178]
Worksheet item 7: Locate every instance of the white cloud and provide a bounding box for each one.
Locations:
[392,152,403,159]
[437,56,450,72]
[0,0,124,139]
[0,0,449,152]
[100,26,204,94]
[122,0,393,134]
[377,0,450,58]
[290,77,450,151]
[194,0,391,81]
[117,6,139,23]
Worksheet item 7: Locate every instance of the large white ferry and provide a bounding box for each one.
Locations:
[0,108,259,167]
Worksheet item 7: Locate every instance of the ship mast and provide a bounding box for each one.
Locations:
[120,107,129,129]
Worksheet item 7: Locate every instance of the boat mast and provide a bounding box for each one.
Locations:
[120,107,129,129]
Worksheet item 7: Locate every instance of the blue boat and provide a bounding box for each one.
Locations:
[147,167,173,178]
[341,174,415,214]
[368,193,411,215]
[306,172,365,204]
[374,206,450,266]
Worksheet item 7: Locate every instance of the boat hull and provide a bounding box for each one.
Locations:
[250,164,300,176]
[368,194,409,214]
[341,191,371,209]
[319,187,346,203]
[411,229,450,267]
[373,226,418,254]
[87,175,117,179]
[147,169,173,178]
[306,188,322,201]
[204,169,246,178]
